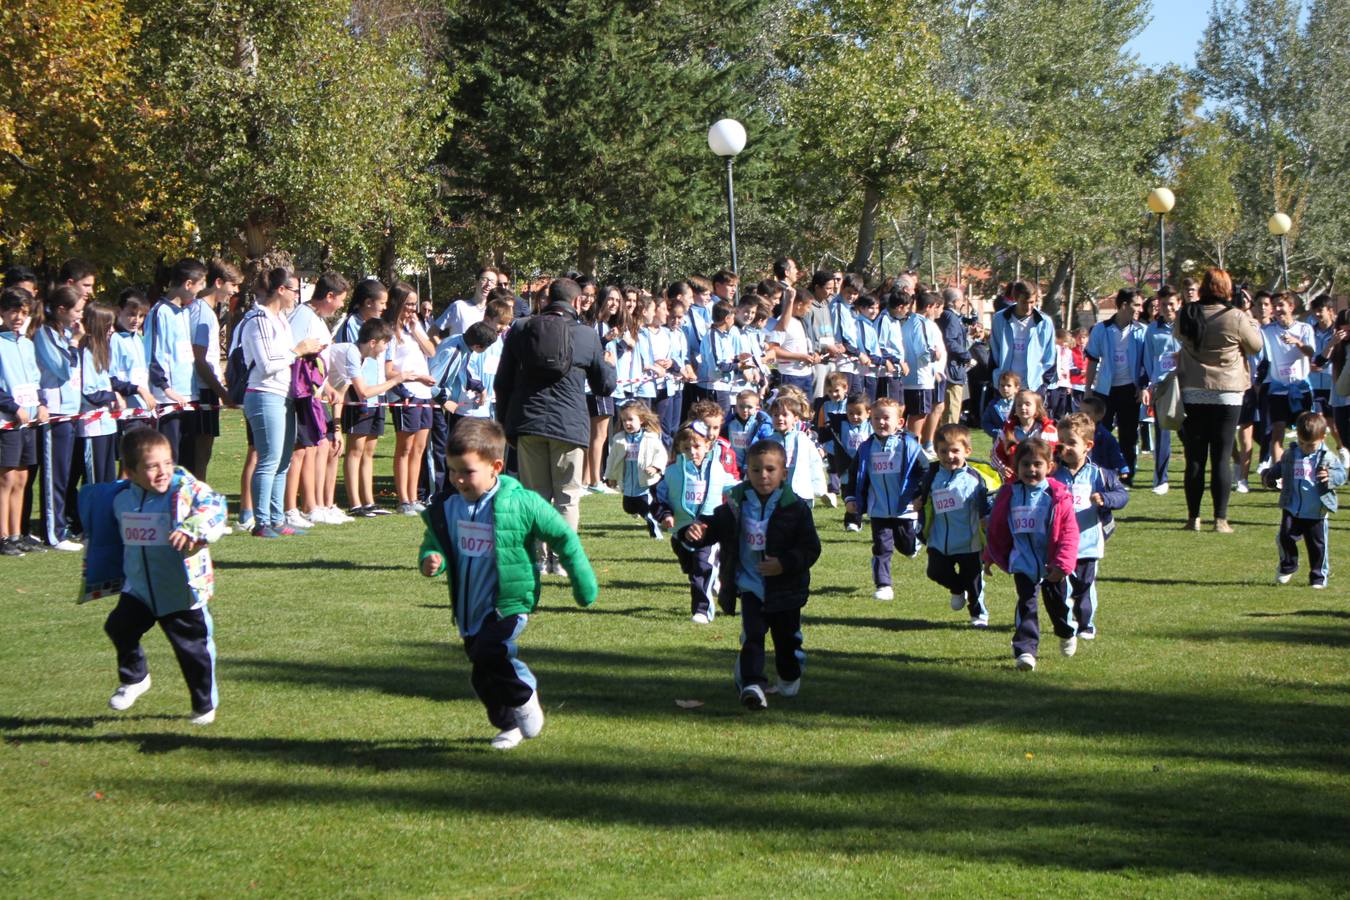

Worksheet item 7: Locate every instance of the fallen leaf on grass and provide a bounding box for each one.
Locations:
[1025,753,1034,760]
[89,791,105,800]
[675,700,705,709]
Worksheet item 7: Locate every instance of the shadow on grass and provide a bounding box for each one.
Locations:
[1246,609,1350,620]
[1098,575,1255,587]
[1174,626,1350,649]
[2,720,1345,883]
[1117,515,1270,528]
[216,560,407,572]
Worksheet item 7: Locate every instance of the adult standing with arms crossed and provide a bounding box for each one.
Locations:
[495,278,616,576]
[1175,268,1263,533]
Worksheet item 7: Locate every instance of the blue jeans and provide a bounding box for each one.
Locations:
[244,391,296,527]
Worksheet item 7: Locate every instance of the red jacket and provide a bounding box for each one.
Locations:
[714,436,740,479]
[983,478,1079,575]
[993,415,1059,472]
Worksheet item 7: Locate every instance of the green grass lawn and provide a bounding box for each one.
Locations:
[2,415,1347,896]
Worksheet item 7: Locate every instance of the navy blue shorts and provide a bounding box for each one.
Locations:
[295,399,329,449]
[0,426,36,468]
[190,390,220,436]
[342,403,386,437]
[391,399,433,432]
[904,388,936,416]
[588,394,615,418]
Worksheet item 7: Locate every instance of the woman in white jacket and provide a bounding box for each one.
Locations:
[240,267,321,537]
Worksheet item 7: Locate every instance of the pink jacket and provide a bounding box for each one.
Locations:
[982,478,1079,575]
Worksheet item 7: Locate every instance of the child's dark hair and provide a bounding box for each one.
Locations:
[711,301,734,325]
[0,286,33,314]
[1014,437,1054,467]
[117,286,149,313]
[262,266,295,296]
[463,321,497,349]
[168,258,207,288]
[29,284,81,337]
[207,258,243,287]
[1296,412,1329,443]
[344,278,388,319]
[1079,395,1106,422]
[357,317,393,345]
[935,423,972,450]
[746,439,787,466]
[59,258,97,285]
[383,281,418,324]
[846,391,871,410]
[852,292,879,312]
[121,426,172,472]
[447,417,506,463]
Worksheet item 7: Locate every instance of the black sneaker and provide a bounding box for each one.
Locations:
[17,536,48,553]
[348,506,377,519]
[1,537,27,557]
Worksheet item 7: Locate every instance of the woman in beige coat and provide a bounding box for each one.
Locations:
[1175,269,1264,532]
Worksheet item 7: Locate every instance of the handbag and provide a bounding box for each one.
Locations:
[1154,369,1184,430]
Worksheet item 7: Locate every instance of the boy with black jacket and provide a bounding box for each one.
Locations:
[681,440,822,710]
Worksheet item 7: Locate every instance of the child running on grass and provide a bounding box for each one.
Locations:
[993,388,1058,478]
[1051,413,1129,640]
[919,424,993,626]
[1268,412,1346,588]
[654,421,738,623]
[983,438,1080,672]
[680,440,821,710]
[419,418,598,750]
[79,427,228,723]
[604,400,668,539]
[846,395,929,601]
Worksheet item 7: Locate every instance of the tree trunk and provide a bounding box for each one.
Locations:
[577,236,598,276]
[907,227,927,272]
[1042,253,1072,318]
[377,224,399,287]
[849,183,882,274]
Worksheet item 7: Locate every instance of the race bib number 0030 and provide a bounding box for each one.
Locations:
[1010,505,1043,534]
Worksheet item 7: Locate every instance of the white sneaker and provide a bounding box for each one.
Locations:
[592,482,617,495]
[1257,459,1270,474]
[1152,483,1169,495]
[845,522,862,533]
[949,592,965,611]
[740,684,767,710]
[775,678,800,698]
[310,507,336,525]
[970,615,989,628]
[1340,448,1350,469]
[1078,628,1096,640]
[513,691,545,739]
[822,492,839,508]
[398,502,420,516]
[52,539,83,551]
[1061,636,1078,657]
[1235,480,1250,494]
[1276,572,1293,585]
[547,558,567,578]
[1015,653,1036,671]
[189,707,216,725]
[109,675,151,711]
[328,506,355,524]
[873,586,894,601]
[284,509,313,530]
[691,613,711,625]
[1312,582,1327,590]
[490,727,523,750]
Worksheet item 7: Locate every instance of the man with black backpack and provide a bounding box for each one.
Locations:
[495,277,616,576]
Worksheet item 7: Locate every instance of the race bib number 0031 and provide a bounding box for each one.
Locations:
[743,517,767,552]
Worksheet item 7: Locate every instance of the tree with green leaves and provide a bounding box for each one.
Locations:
[440,0,783,277]
[127,0,451,280]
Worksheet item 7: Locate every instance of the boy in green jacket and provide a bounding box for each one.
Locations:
[419,418,598,749]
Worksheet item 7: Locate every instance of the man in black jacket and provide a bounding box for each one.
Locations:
[495,277,616,574]
[938,287,973,426]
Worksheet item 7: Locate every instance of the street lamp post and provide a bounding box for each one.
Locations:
[1268,212,1292,291]
[707,119,747,276]
[1146,187,1175,289]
